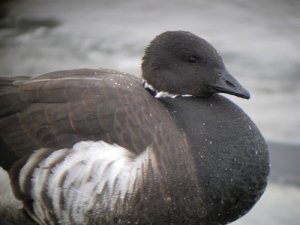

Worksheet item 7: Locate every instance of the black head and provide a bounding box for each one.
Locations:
[142,31,250,99]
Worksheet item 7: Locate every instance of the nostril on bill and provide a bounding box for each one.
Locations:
[226,80,235,88]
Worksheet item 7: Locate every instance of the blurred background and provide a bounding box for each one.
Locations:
[0,0,299,224]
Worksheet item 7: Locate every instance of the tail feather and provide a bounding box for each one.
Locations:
[0,76,31,171]
[0,76,29,117]
[0,76,29,86]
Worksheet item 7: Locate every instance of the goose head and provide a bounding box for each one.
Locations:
[142,31,250,99]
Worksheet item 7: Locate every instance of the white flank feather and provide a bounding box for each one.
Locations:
[22,141,157,224]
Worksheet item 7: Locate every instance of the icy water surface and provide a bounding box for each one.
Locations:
[1,0,300,224]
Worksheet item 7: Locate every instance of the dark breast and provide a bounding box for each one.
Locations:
[159,95,270,224]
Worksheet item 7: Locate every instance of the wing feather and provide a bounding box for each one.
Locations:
[0,69,171,166]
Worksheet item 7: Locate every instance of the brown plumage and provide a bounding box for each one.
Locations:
[0,31,269,225]
[0,68,200,225]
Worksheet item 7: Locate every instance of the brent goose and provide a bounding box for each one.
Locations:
[0,31,269,225]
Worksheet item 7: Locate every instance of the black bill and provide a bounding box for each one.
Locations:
[212,69,250,99]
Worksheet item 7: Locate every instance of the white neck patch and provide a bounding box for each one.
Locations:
[143,80,192,98]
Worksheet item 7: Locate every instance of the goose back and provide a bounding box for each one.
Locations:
[0,69,203,224]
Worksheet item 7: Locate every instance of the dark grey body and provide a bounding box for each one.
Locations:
[0,70,269,225]
[159,95,269,224]
[0,30,270,225]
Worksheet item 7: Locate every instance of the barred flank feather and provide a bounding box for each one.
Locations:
[16,141,157,225]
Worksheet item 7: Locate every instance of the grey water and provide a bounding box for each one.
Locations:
[0,0,300,224]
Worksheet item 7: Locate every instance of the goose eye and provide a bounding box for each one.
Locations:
[188,57,198,64]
